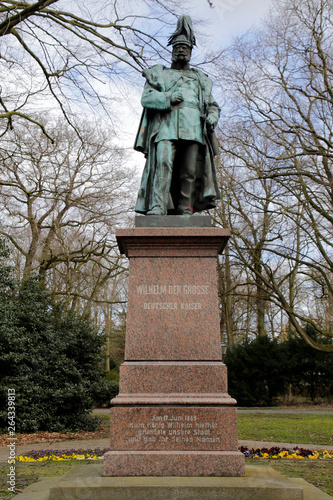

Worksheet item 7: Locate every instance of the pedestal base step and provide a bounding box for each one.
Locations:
[112,393,236,405]
[104,450,245,477]
[15,465,333,500]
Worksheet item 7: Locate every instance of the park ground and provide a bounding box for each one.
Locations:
[0,405,332,498]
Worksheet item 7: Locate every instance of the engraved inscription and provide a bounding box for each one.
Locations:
[144,302,178,310]
[137,285,209,295]
[143,302,202,310]
[127,414,220,445]
[180,303,202,310]
[138,284,209,310]
[136,285,167,295]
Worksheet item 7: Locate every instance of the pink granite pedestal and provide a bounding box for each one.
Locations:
[103,226,245,477]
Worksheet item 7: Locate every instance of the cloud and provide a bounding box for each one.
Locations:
[189,0,274,46]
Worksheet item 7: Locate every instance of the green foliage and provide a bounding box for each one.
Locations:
[0,241,105,432]
[93,377,119,408]
[224,336,288,406]
[225,333,333,406]
[283,327,333,403]
[0,239,12,291]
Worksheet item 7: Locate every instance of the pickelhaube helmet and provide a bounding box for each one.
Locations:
[168,15,196,48]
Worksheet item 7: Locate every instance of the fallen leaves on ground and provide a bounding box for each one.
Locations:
[0,421,109,446]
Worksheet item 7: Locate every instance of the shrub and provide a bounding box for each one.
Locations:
[93,379,119,408]
[224,336,288,406]
[0,243,105,432]
[283,327,333,403]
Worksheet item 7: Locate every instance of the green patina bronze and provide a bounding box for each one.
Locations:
[134,15,221,216]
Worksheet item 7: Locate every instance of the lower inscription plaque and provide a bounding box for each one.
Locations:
[110,407,238,451]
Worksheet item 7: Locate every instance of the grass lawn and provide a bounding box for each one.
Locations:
[237,413,333,446]
[0,460,80,499]
[251,459,333,497]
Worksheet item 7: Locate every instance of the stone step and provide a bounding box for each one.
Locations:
[15,465,333,500]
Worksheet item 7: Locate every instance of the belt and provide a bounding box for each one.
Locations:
[173,101,200,110]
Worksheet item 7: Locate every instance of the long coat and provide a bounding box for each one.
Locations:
[134,65,221,214]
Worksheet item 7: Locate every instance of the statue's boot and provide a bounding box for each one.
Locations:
[177,174,195,215]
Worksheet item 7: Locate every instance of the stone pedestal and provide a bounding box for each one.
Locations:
[103,220,245,476]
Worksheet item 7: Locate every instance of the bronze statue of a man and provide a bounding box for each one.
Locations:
[134,15,221,216]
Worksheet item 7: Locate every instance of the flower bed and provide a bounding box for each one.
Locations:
[240,446,333,460]
[17,448,108,462]
[16,446,333,462]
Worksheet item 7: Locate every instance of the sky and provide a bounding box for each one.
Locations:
[207,0,273,44]
[177,0,275,47]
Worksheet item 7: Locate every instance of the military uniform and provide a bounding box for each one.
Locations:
[143,69,204,144]
[134,65,220,213]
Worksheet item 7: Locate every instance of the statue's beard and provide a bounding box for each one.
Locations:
[171,53,191,65]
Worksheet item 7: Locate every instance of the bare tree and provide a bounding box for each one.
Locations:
[0,0,215,139]
[0,116,136,314]
[213,0,333,351]
[213,133,287,341]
